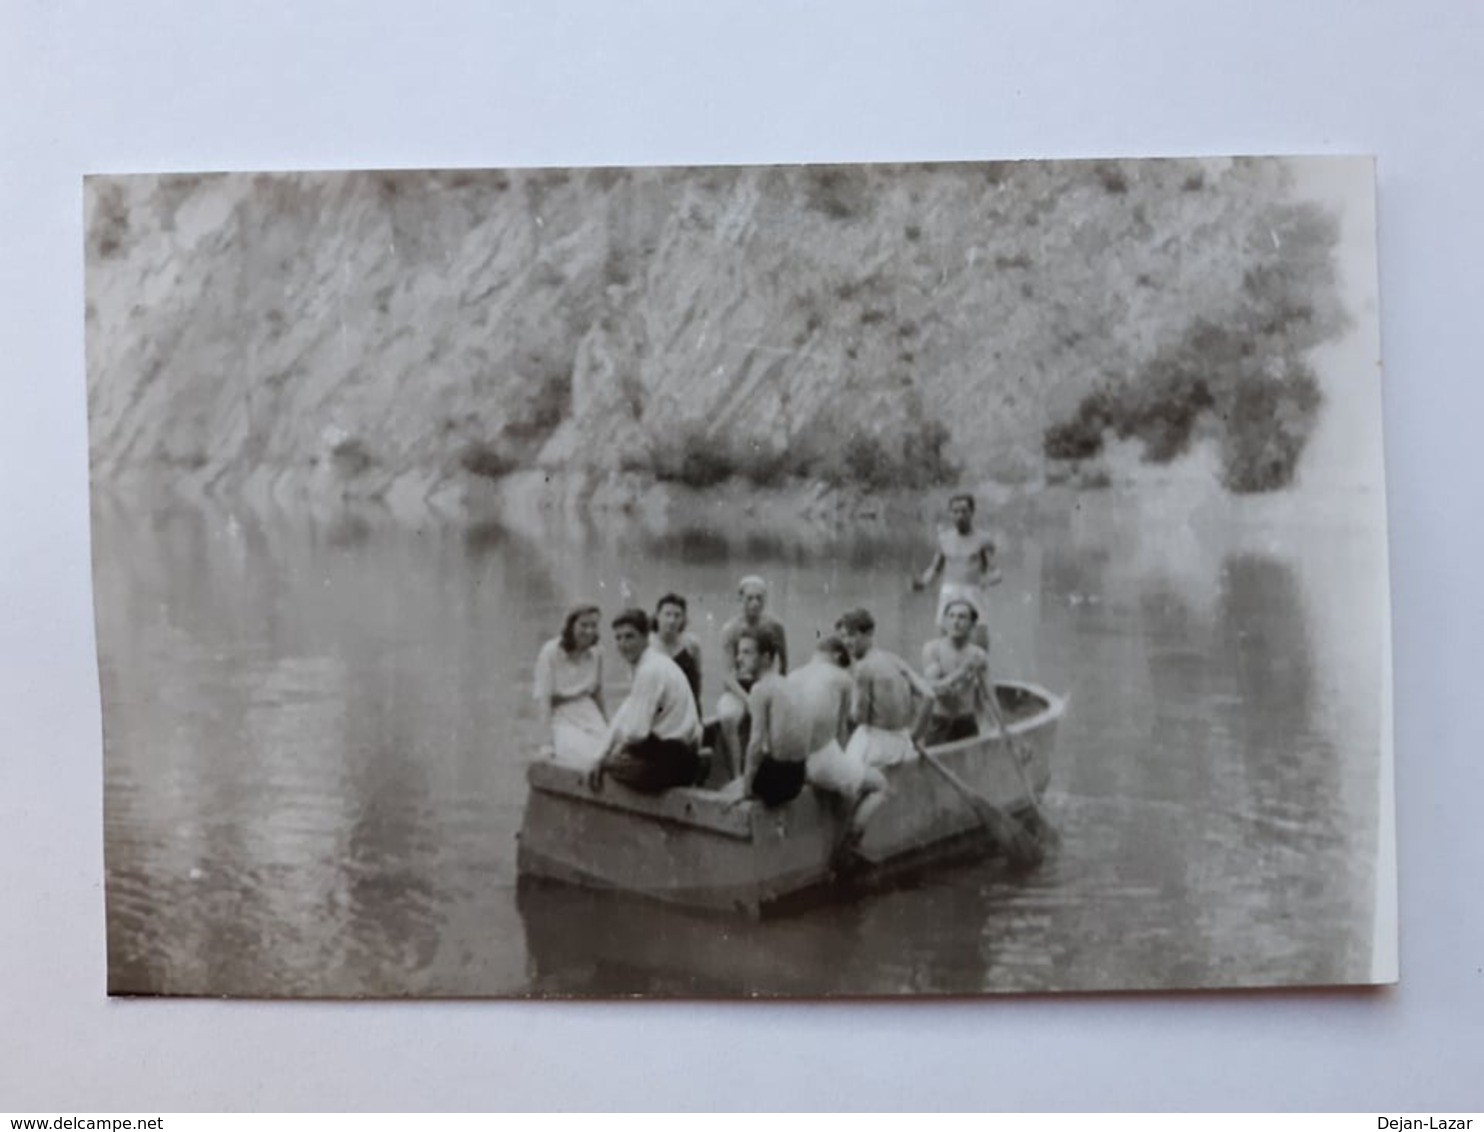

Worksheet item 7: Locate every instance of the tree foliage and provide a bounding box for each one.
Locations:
[1042,198,1343,492]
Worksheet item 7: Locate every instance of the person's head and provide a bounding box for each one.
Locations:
[942,598,978,643]
[610,608,652,665]
[948,492,976,531]
[815,635,851,668]
[834,608,876,660]
[735,626,776,678]
[654,592,688,639]
[560,604,602,653]
[738,575,768,621]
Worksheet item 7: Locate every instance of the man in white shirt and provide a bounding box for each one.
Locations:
[590,608,703,794]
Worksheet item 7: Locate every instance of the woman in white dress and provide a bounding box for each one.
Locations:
[533,604,608,768]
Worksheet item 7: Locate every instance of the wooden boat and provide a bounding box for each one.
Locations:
[515,680,1065,917]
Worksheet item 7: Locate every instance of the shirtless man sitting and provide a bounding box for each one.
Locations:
[724,635,890,860]
[921,598,995,747]
[912,492,1000,649]
[733,629,803,808]
[835,607,937,770]
[789,636,888,841]
[716,575,789,778]
[715,629,761,779]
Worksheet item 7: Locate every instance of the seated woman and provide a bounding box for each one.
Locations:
[920,598,994,747]
[533,604,608,768]
[649,592,703,707]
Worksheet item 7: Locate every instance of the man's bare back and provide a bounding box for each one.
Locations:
[777,660,853,761]
[852,648,932,732]
[743,670,789,775]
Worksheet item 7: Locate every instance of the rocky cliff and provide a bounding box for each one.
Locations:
[84,158,1346,512]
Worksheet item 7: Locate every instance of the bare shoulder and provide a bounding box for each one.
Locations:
[862,649,910,682]
[799,662,851,690]
[751,672,786,705]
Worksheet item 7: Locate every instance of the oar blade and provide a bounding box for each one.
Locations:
[969,797,1044,869]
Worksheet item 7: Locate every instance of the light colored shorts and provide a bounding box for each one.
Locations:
[716,690,748,722]
[806,738,865,797]
[846,724,918,770]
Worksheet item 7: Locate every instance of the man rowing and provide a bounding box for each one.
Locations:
[921,598,995,746]
[589,608,703,794]
[912,491,999,649]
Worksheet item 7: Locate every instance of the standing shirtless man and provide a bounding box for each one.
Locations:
[912,492,1000,649]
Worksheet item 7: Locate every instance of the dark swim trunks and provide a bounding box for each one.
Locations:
[924,714,979,747]
[606,736,701,794]
[749,756,807,808]
[673,647,702,706]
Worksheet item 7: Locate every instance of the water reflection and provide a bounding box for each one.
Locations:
[96,488,1384,996]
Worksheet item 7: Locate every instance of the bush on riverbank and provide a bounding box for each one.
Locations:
[1041,198,1342,494]
[647,416,958,493]
[458,440,519,480]
[1042,320,1326,493]
[647,430,822,489]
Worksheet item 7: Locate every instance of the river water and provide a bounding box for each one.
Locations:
[96,480,1388,997]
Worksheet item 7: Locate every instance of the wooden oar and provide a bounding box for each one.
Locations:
[984,692,1059,848]
[918,747,1043,869]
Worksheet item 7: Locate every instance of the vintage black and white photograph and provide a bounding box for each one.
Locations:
[87,155,1392,998]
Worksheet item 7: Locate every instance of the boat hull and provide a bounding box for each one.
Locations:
[515,681,1064,916]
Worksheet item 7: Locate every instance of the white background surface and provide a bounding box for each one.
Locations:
[2,0,1480,1112]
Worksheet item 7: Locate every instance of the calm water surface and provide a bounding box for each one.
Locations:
[96,486,1386,996]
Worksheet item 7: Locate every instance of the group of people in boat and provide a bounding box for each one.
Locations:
[530,492,1003,847]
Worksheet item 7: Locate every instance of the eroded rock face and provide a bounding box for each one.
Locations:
[85,160,1345,510]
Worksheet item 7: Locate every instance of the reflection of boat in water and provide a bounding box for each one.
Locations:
[517,880,867,997]
[515,681,1065,917]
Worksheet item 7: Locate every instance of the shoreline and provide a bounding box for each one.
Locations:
[89,462,1057,538]
[88,446,1386,549]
